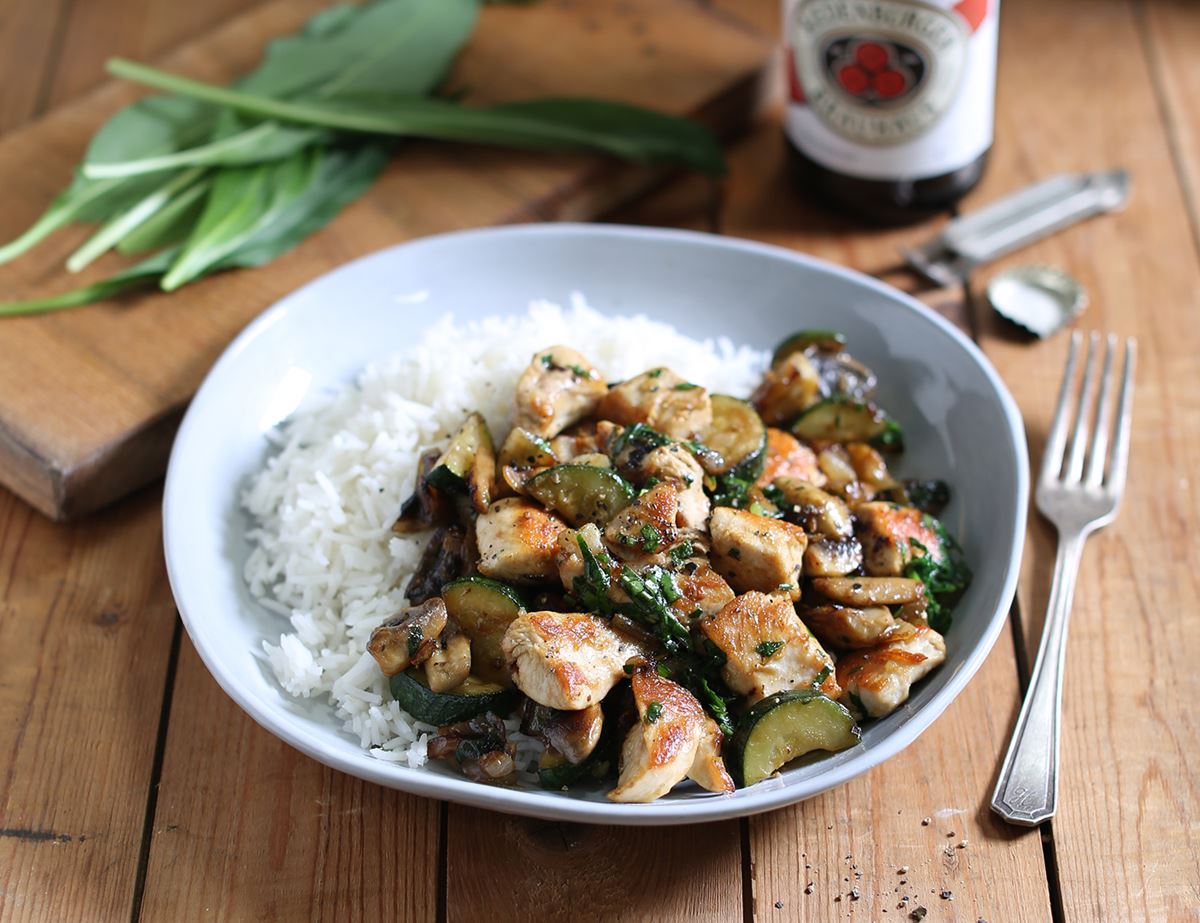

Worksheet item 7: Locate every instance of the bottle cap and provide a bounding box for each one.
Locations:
[986,265,1087,338]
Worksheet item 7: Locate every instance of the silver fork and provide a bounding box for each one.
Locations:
[990,331,1136,826]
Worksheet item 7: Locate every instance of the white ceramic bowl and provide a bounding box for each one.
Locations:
[163,224,1027,825]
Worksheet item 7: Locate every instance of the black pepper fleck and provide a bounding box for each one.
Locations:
[804,883,814,894]
[940,890,953,900]
[897,866,908,875]
[774,901,784,909]
[921,817,931,826]
[910,908,927,922]
[958,840,969,849]
[850,888,861,901]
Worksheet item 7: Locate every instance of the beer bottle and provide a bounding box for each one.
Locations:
[781,0,999,223]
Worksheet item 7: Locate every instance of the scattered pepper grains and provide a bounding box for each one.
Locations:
[958,840,969,849]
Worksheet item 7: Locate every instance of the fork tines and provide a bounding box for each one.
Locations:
[1042,331,1136,492]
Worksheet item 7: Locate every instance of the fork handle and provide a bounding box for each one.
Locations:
[990,532,1086,826]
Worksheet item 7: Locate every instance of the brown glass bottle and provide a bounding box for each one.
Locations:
[781,0,999,225]
[784,139,990,225]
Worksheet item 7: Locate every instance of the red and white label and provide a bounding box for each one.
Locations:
[783,0,998,180]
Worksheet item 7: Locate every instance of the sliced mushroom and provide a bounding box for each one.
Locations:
[521,701,605,764]
[367,597,449,676]
[798,603,899,651]
[393,449,450,534]
[404,525,472,605]
[424,630,472,692]
[772,477,853,538]
[428,712,516,783]
[803,536,864,577]
[845,442,897,490]
[811,576,925,607]
[752,352,821,427]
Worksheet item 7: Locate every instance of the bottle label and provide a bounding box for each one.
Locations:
[783,0,998,181]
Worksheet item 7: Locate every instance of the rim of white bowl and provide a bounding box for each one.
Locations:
[163,223,1028,825]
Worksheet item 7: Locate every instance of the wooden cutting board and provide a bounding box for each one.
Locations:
[0,0,773,520]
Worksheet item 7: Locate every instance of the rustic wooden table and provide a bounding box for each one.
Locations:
[3,1,1197,921]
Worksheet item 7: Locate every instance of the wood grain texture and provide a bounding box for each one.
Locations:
[0,487,176,923]
[136,640,441,923]
[0,0,69,131]
[444,815,744,923]
[1140,0,1200,252]
[0,0,772,522]
[965,0,1200,920]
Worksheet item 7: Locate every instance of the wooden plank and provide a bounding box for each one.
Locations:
[0,0,772,522]
[444,815,744,923]
[964,0,1200,920]
[0,0,68,131]
[1140,0,1200,250]
[136,639,441,922]
[0,488,176,923]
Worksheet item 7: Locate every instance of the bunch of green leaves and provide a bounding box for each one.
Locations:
[904,517,973,633]
[0,0,725,317]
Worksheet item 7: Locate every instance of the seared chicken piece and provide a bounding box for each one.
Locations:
[836,622,946,717]
[756,428,826,489]
[476,498,568,584]
[515,346,608,439]
[803,536,864,577]
[604,482,680,563]
[598,367,713,439]
[367,598,448,676]
[752,352,821,427]
[501,611,643,710]
[608,668,734,803]
[772,478,853,538]
[799,604,900,651]
[670,560,736,621]
[709,507,808,600]
[700,591,840,702]
[634,444,710,529]
[854,502,943,576]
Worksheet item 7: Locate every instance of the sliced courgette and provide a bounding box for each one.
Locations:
[389,669,518,725]
[730,689,860,787]
[700,395,768,479]
[791,397,904,451]
[441,575,525,686]
[498,427,557,470]
[771,329,846,366]
[525,464,634,526]
[427,413,496,510]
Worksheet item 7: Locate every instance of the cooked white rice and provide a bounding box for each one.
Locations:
[242,295,768,768]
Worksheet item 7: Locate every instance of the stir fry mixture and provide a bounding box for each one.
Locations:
[372,331,971,802]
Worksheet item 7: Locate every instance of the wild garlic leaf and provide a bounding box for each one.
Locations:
[116,177,211,255]
[66,167,208,271]
[86,0,476,179]
[162,150,317,290]
[105,63,729,177]
[84,94,219,174]
[217,143,389,269]
[0,248,177,318]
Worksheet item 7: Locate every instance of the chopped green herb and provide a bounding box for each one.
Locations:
[406,624,424,659]
[903,518,972,633]
[689,607,704,620]
[610,422,673,459]
[762,483,787,507]
[776,583,795,592]
[673,382,699,391]
[572,535,614,615]
[640,524,661,552]
[755,639,784,658]
[656,662,671,678]
[644,701,663,723]
[617,566,690,652]
[669,540,694,567]
[847,690,866,714]
[698,676,734,737]
[813,664,832,686]
[568,363,591,378]
[648,368,663,378]
[540,353,554,367]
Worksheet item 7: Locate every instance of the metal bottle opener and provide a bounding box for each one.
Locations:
[903,169,1131,287]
